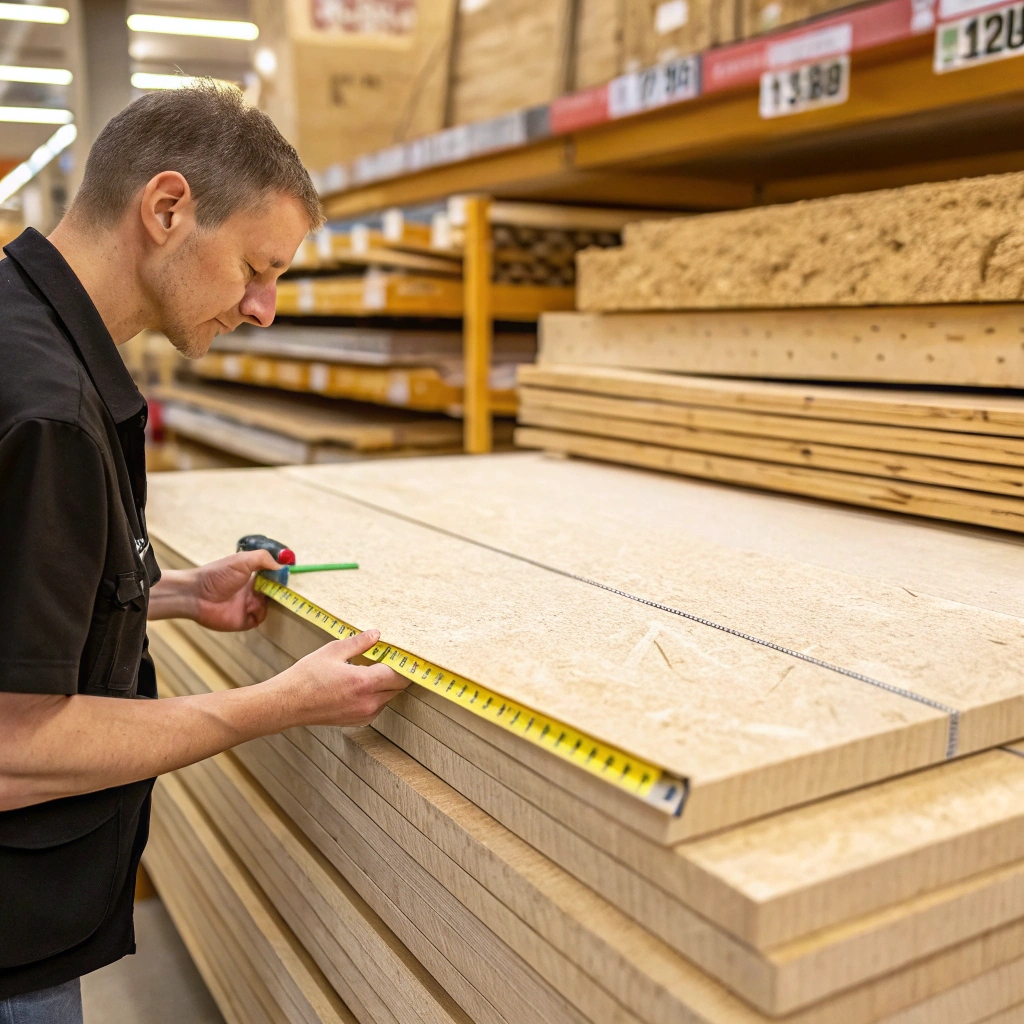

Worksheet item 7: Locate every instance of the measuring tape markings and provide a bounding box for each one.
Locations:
[255,575,688,815]
[288,478,964,761]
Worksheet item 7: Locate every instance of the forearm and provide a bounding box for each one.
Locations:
[0,681,300,811]
[147,568,201,620]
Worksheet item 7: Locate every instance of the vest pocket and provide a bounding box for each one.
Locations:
[0,790,122,968]
[83,571,148,695]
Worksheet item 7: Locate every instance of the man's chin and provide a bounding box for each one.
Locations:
[165,326,215,361]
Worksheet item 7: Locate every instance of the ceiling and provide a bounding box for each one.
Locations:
[0,0,260,163]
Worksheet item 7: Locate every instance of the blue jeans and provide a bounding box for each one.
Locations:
[0,979,82,1024]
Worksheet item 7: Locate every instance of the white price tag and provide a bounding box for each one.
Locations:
[935,1,1024,71]
[351,224,370,255]
[759,54,849,118]
[609,55,700,118]
[309,363,330,393]
[297,279,316,313]
[315,229,333,262]
[363,273,387,310]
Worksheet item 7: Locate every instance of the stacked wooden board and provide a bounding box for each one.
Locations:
[146,454,1024,1024]
[193,324,535,417]
[152,381,505,466]
[521,173,1024,531]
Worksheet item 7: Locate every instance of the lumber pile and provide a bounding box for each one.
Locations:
[576,172,1024,311]
[447,0,575,125]
[622,0,734,71]
[151,382,503,466]
[146,454,1024,1024]
[516,365,1024,532]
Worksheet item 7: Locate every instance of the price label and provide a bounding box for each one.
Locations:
[935,1,1024,71]
[609,55,700,117]
[759,54,849,118]
[297,279,316,314]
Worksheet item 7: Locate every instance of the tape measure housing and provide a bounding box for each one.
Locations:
[255,575,687,815]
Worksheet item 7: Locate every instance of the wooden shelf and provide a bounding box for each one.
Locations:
[277,273,575,321]
[193,351,518,416]
[317,0,1024,219]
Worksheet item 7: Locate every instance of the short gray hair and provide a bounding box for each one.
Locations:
[73,80,324,230]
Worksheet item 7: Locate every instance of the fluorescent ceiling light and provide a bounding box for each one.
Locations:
[0,122,76,205]
[0,3,69,24]
[0,105,73,123]
[126,14,259,40]
[0,65,72,85]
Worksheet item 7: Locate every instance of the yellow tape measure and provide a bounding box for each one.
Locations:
[255,576,687,815]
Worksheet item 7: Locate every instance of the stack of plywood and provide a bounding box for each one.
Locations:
[737,0,867,39]
[622,0,734,72]
[447,0,575,124]
[518,173,1024,530]
[146,454,1024,1024]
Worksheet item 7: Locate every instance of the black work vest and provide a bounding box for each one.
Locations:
[0,229,160,997]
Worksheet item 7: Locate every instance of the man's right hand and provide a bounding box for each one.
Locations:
[273,629,409,728]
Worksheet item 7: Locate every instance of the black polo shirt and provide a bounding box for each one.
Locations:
[0,228,161,997]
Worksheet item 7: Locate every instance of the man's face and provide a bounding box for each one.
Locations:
[146,193,309,359]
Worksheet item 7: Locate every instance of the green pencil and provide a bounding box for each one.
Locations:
[289,562,359,573]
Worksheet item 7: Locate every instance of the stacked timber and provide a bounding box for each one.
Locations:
[146,454,1024,1024]
[622,0,734,71]
[151,381,502,467]
[447,0,575,124]
[737,0,867,38]
[192,324,534,417]
[520,173,1024,531]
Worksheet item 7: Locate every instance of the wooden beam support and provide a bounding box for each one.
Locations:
[463,195,493,454]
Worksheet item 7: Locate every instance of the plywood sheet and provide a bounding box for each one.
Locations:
[516,425,1024,532]
[573,0,624,87]
[576,172,1024,311]
[154,620,1024,1023]
[519,364,1024,439]
[739,0,865,38]
[623,0,733,71]
[537,307,1024,388]
[517,401,1024,496]
[148,461,1024,841]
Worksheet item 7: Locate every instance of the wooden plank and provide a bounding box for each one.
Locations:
[518,401,1024,497]
[154,620,1024,1023]
[464,195,494,454]
[192,353,518,416]
[623,0,734,70]
[148,463,1024,841]
[518,364,1024,438]
[516,425,1024,531]
[576,172,1024,311]
[537,306,1024,388]
[518,385,1024,465]
[738,0,861,38]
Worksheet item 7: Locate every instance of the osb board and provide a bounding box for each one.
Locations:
[154,622,1024,1024]
[517,402,1024,497]
[447,0,575,125]
[153,383,464,451]
[254,0,457,170]
[739,0,867,38]
[536,308,1024,388]
[576,172,1024,311]
[147,461,1024,841]
[516,425,1024,533]
[519,364,1024,438]
[623,0,734,72]
[573,0,624,88]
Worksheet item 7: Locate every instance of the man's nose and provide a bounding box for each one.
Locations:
[239,280,276,328]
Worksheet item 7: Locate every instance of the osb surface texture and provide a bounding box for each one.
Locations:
[576,173,1024,311]
[148,455,1024,836]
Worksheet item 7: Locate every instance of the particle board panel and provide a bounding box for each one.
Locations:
[153,622,1024,1024]
[738,0,866,38]
[516,425,1024,531]
[573,0,625,88]
[160,619,1024,975]
[537,307,1024,388]
[517,402,1024,497]
[519,364,1024,438]
[148,464,1024,841]
[623,0,734,71]
[576,172,1024,311]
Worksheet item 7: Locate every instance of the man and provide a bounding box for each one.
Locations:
[0,83,406,1021]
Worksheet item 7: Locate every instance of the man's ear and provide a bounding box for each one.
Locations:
[139,171,195,247]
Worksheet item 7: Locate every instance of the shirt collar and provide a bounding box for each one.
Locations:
[4,227,146,425]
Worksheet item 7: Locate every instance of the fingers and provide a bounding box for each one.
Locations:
[234,549,281,574]
[326,630,382,661]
